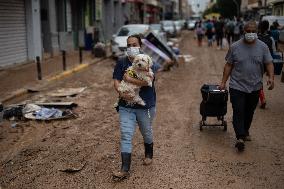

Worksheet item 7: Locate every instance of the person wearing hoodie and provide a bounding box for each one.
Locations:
[112,34,157,180]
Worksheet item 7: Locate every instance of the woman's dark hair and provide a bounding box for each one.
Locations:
[270,25,275,30]
[259,20,270,34]
[127,34,143,46]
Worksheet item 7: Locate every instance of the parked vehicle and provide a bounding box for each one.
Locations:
[261,15,284,27]
[261,16,284,43]
[187,15,201,30]
[187,20,197,30]
[280,29,284,43]
[150,24,167,43]
[111,24,150,58]
[174,20,183,36]
[160,20,176,37]
[179,19,187,29]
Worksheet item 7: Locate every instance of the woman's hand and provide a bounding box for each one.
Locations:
[123,72,151,87]
[123,73,131,82]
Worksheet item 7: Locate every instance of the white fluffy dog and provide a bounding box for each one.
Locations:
[118,54,154,106]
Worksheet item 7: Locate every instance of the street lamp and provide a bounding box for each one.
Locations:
[232,0,239,17]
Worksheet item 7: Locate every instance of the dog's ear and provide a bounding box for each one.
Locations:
[147,55,153,67]
[133,55,138,63]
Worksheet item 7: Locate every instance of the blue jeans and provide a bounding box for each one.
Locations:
[119,106,156,153]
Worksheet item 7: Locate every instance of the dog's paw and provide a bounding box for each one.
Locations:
[139,101,146,106]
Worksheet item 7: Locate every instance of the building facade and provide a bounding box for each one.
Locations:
[242,0,284,20]
[161,0,178,20]
[242,0,265,20]
[267,0,284,16]
[0,0,178,67]
[0,0,135,67]
[0,0,42,67]
[179,0,191,20]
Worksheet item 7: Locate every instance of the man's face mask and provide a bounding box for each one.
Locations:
[126,47,140,57]
[244,32,258,42]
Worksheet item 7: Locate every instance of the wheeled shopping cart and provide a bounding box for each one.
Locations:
[199,84,228,131]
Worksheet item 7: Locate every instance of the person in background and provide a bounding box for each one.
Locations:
[219,21,274,152]
[270,25,280,50]
[258,20,276,109]
[225,19,235,46]
[112,34,157,180]
[205,20,214,47]
[214,16,225,50]
[195,21,204,47]
[273,20,280,29]
[212,16,217,44]
[233,17,243,42]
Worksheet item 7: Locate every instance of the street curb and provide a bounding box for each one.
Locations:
[1,89,29,103]
[46,63,89,82]
[1,57,109,104]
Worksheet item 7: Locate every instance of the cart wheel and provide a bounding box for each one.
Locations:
[199,121,203,131]
[223,121,227,131]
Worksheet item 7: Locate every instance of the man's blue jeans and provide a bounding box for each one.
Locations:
[119,106,156,153]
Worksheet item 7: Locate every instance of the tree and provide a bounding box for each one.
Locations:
[203,0,241,19]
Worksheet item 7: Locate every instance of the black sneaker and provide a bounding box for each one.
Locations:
[235,139,245,152]
[244,135,252,141]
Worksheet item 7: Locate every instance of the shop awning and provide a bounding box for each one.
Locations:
[146,0,158,6]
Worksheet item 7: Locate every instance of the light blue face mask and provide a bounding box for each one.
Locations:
[126,47,140,57]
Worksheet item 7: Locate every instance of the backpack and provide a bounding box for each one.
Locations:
[215,21,224,33]
[196,27,203,35]
[270,30,280,41]
[206,22,213,31]
[226,22,234,33]
[234,23,240,34]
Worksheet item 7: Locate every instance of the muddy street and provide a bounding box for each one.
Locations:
[0,31,284,189]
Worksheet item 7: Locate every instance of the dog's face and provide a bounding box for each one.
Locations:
[132,54,153,71]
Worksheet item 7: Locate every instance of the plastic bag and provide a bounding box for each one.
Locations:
[222,38,229,49]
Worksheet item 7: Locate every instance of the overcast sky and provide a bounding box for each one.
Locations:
[188,0,210,13]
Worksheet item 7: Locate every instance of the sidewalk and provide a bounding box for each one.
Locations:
[0,49,107,102]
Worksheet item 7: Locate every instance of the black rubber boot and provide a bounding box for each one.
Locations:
[121,152,131,172]
[143,143,153,165]
[113,152,131,181]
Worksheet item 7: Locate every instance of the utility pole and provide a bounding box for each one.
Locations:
[143,1,147,24]
[232,0,239,18]
[264,0,267,15]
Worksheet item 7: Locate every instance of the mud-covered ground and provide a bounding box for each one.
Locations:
[0,31,283,189]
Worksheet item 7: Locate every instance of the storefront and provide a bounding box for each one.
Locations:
[0,0,28,66]
[145,0,160,24]
[272,1,284,16]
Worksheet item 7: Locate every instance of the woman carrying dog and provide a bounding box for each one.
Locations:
[112,34,157,180]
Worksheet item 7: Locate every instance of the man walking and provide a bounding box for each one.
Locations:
[219,21,274,152]
[258,20,277,109]
[214,16,225,49]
